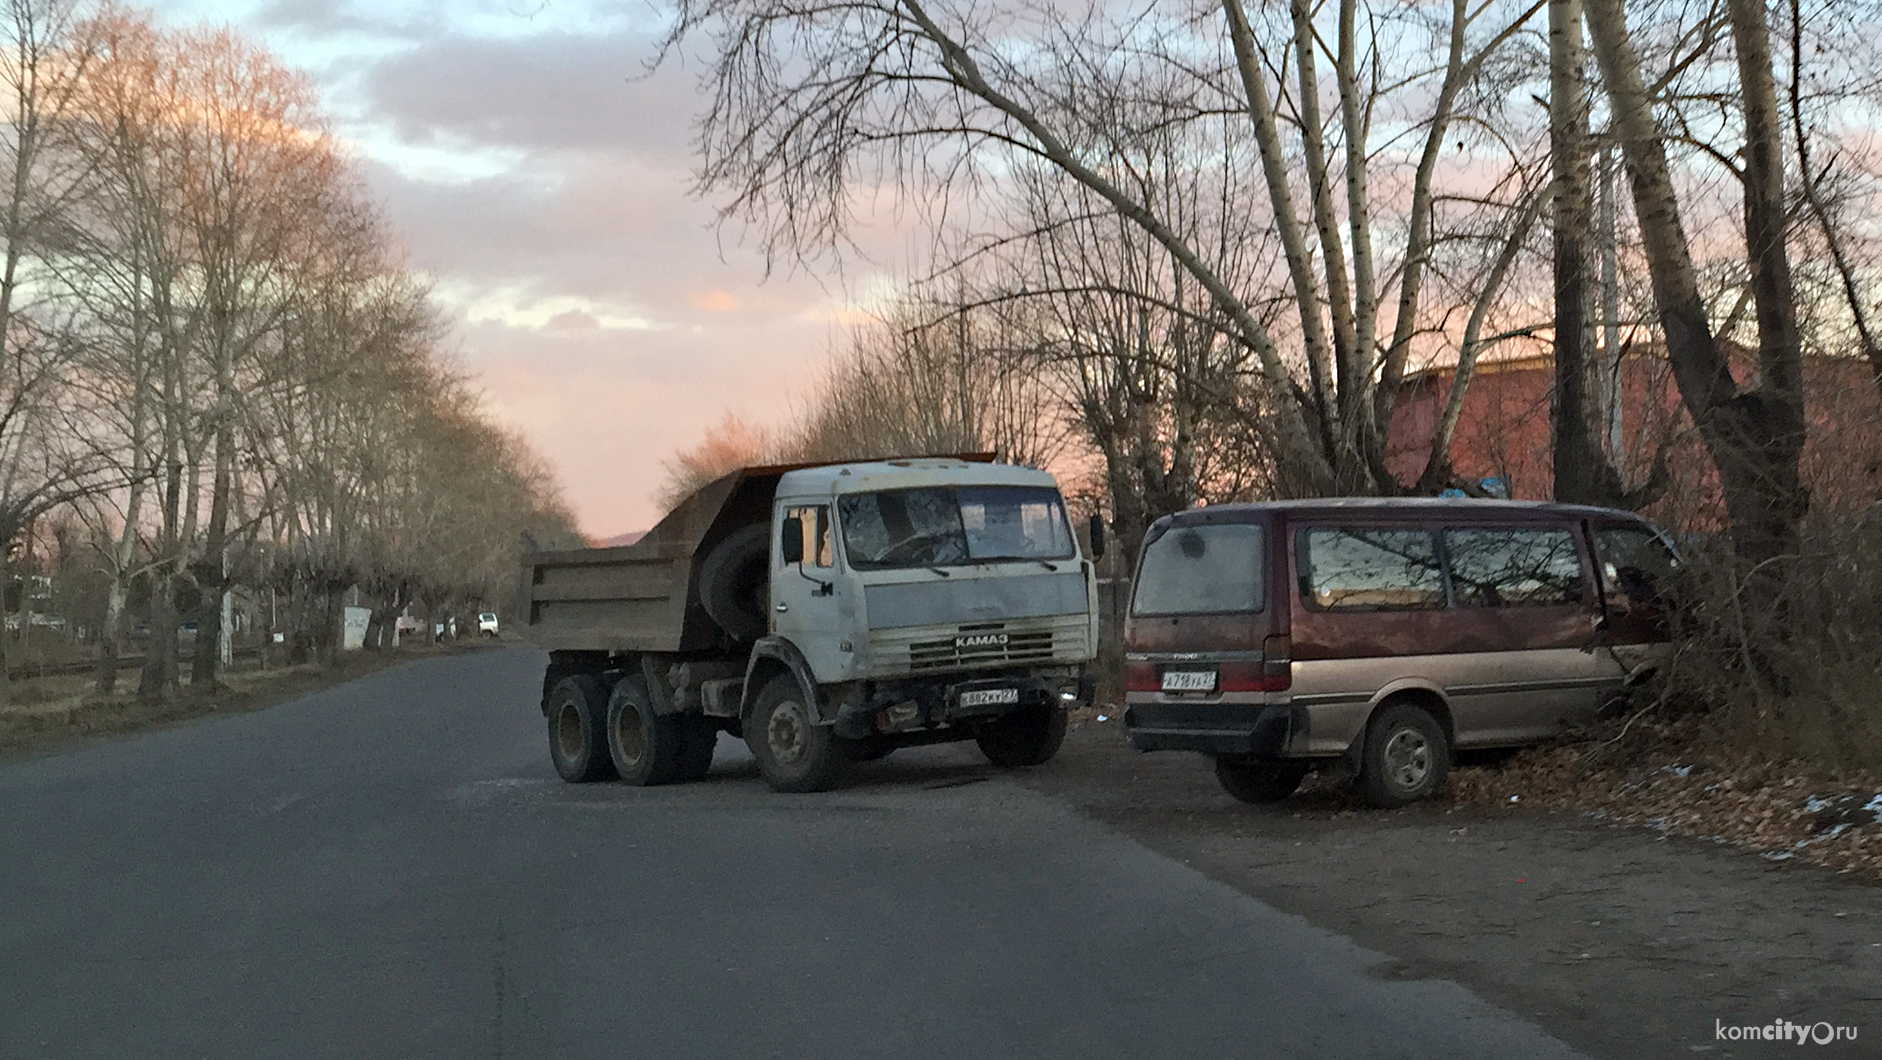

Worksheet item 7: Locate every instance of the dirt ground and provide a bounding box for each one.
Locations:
[1022,716,1881,1060]
[0,641,496,762]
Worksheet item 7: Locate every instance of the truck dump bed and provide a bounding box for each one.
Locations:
[521,464,790,653]
[521,454,995,653]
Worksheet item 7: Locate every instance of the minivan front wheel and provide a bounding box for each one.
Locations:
[1359,703,1450,808]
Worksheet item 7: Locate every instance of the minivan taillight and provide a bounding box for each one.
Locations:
[1124,660,1159,692]
[1217,662,1269,692]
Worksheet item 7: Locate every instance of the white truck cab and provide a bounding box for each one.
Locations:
[769,459,1098,687]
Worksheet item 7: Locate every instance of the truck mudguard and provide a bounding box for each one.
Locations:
[741,636,826,724]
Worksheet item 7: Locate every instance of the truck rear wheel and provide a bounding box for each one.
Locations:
[747,674,845,792]
[975,705,1068,768]
[607,677,684,786]
[698,524,769,643]
[547,675,617,783]
[674,716,719,782]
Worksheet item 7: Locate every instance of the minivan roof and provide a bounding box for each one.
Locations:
[1156,497,1655,525]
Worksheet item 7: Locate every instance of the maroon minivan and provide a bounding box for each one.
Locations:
[1122,499,1678,806]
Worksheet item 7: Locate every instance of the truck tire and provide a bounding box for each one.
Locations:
[1214,757,1309,803]
[746,674,845,792]
[975,705,1068,768]
[674,716,719,782]
[698,524,770,643]
[607,676,684,786]
[547,675,617,783]
[1357,702,1450,808]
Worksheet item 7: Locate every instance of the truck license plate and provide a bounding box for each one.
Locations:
[959,688,1021,709]
[1161,670,1218,693]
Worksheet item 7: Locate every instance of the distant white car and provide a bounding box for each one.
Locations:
[478,612,500,638]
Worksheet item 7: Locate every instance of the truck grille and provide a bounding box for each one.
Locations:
[868,614,1090,676]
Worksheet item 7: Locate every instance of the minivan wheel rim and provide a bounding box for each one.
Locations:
[768,701,809,766]
[1384,729,1431,790]
[555,703,585,761]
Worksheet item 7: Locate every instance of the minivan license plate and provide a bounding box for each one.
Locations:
[1161,670,1218,693]
[959,688,1020,709]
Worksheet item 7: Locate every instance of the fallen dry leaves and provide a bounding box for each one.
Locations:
[1445,712,1882,878]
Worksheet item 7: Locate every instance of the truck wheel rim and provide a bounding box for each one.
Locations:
[767,701,809,766]
[1384,728,1430,790]
[613,707,645,766]
[555,703,585,761]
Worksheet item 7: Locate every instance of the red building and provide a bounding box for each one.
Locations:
[1386,348,1882,533]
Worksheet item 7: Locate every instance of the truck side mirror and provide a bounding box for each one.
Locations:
[780,516,804,565]
[1087,514,1106,559]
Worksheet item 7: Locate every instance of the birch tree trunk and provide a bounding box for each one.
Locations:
[1548,0,1625,505]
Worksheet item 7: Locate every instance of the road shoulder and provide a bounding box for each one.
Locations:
[1020,718,1881,1060]
[0,642,504,764]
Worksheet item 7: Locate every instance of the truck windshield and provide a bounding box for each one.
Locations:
[837,486,1076,570]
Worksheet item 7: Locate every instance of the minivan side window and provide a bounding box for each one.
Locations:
[1132,524,1266,615]
[1444,527,1585,607]
[1298,528,1445,611]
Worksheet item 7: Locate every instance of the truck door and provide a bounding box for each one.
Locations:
[774,503,846,680]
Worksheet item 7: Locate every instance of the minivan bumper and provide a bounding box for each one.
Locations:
[1123,702,1299,758]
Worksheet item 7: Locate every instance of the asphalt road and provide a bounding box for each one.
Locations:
[0,649,1590,1060]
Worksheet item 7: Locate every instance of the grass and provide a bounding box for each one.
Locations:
[0,641,501,761]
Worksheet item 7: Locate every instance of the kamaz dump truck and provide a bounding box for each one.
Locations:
[520,455,1103,792]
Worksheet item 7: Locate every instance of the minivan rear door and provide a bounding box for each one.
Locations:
[1125,519,1281,697]
[1439,523,1623,743]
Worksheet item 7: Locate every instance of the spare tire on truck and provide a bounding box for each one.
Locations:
[698,523,770,643]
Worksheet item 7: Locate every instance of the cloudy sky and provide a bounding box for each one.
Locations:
[160,0,899,538]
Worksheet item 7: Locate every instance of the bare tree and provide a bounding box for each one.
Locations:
[1584,0,1808,562]
[783,293,1075,469]
[0,0,104,703]
[664,0,1555,498]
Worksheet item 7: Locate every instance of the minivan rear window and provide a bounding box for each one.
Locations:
[1132,524,1266,615]
[1444,528,1585,607]
[1299,528,1445,611]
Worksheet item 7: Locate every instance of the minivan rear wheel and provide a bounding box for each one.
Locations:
[1214,758,1309,803]
[1358,703,1449,807]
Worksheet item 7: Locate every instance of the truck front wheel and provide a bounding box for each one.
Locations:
[975,705,1068,768]
[747,675,845,793]
[547,675,617,783]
